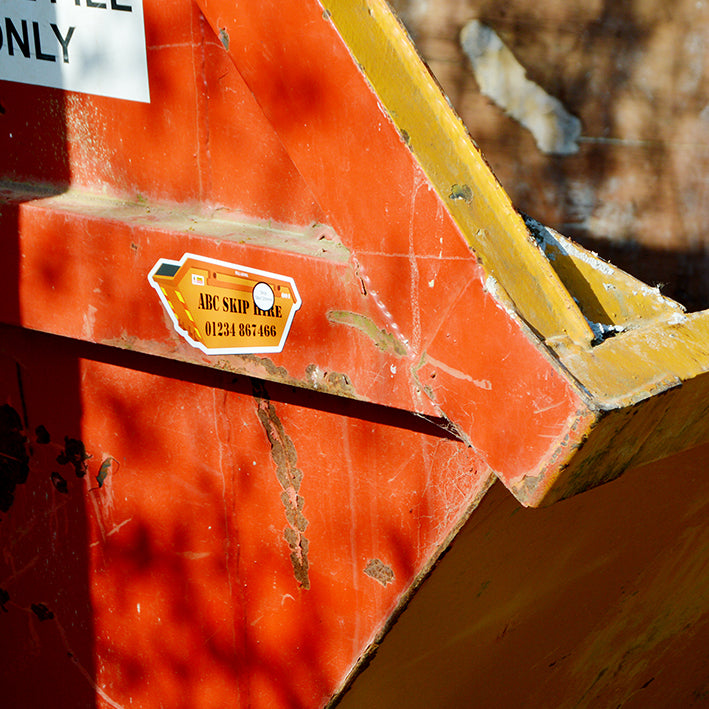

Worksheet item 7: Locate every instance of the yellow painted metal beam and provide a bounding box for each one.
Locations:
[322,0,709,507]
[526,219,685,334]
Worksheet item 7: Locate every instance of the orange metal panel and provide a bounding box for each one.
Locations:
[336,442,709,708]
[1,0,708,707]
[0,0,593,493]
[0,325,491,708]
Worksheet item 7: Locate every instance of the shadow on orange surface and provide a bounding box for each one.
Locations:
[0,19,98,705]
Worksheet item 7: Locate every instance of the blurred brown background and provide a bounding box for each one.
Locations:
[389,0,709,311]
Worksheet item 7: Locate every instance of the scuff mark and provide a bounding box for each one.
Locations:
[350,255,410,348]
[532,398,567,415]
[364,559,395,587]
[81,304,97,340]
[177,550,211,560]
[424,353,492,389]
[51,613,127,709]
[460,20,581,155]
[417,354,492,391]
[327,310,407,356]
[253,381,310,590]
[106,517,133,538]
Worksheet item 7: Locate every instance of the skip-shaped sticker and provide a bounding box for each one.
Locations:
[149,254,301,355]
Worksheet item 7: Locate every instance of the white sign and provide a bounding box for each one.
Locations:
[0,0,150,102]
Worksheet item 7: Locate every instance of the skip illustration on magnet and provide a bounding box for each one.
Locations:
[148,254,302,355]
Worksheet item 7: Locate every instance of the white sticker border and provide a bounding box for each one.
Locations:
[148,253,303,357]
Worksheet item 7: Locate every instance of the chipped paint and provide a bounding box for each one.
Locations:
[234,354,290,381]
[217,355,361,399]
[327,310,407,356]
[448,183,473,203]
[523,215,686,345]
[95,457,118,489]
[527,215,615,277]
[219,27,230,51]
[305,364,357,397]
[460,20,581,155]
[364,559,395,586]
[253,382,310,589]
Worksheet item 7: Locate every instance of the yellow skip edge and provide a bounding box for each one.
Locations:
[323,0,709,507]
[322,0,594,348]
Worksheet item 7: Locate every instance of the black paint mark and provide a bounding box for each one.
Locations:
[15,363,29,430]
[35,425,50,445]
[0,102,5,115]
[0,587,9,612]
[50,472,68,494]
[641,678,655,689]
[57,436,90,478]
[0,404,30,514]
[31,603,54,621]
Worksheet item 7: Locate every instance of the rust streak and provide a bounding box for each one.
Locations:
[252,381,310,589]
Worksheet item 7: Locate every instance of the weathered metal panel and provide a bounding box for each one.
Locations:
[0,325,492,708]
[1,0,709,707]
[336,442,709,708]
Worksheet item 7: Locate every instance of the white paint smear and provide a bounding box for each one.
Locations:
[460,20,580,155]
